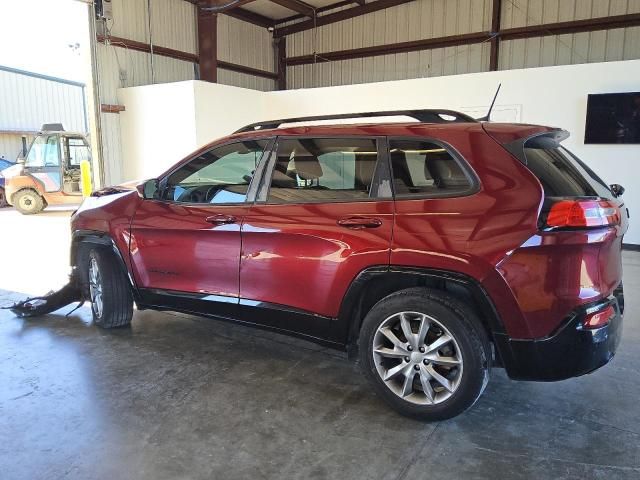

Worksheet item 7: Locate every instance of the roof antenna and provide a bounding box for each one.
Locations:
[476,83,502,122]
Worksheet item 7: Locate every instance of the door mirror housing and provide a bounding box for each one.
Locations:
[610,183,625,198]
[137,178,159,199]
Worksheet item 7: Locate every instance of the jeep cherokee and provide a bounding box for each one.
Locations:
[24,110,628,420]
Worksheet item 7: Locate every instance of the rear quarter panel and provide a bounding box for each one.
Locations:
[390,124,545,338]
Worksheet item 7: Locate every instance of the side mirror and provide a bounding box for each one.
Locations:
[610,183,625,198]
[136,178,159,199]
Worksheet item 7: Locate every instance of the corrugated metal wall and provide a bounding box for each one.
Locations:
[500,0,640,69]
[285,0,640,89]
[95,0,275,184]
[95,0,198,185]
[0,134,34,162]
[218,15,276,92]
[0,67,86,133]
[96,0,275,97]
[286,0,493,88]
[94,0,640,184]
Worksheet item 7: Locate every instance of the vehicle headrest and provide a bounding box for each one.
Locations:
[427,158,468,187]
[292,155,323,180]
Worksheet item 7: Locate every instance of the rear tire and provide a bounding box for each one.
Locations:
[359,287,490,421]
[13,189,45,215]
[86,248,133,328]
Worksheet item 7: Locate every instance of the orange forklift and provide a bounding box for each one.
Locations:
[4,124,92,214]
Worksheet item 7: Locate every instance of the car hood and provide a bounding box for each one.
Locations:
[91,179,140,197]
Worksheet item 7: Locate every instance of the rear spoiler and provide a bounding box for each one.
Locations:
[482,123,569,165]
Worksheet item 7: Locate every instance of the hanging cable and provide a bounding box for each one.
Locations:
[147,0,155,84]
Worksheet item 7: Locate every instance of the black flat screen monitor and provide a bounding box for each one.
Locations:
[585,92,640,144]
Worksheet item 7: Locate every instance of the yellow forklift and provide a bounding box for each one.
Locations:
[4,124,92,214]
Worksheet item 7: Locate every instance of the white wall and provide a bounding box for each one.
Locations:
[193,81,272,147]
[116,59,640,244]
[117,81,272,181]
[117,81,198,182]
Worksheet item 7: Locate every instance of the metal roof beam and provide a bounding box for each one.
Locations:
[274,0,416,37]
[269,0,316,18]
[199,0,258,12]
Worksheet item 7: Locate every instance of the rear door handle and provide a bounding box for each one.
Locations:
[205,214,237,225]
[337,216,383,229]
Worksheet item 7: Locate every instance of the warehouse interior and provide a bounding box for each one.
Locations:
[1,0,640,478]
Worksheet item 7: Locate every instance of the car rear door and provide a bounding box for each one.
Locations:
[239,136,394,343]
[129,138,272,313]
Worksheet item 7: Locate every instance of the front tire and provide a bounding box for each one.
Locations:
[0,187,7,207]
[359,288,490,421]
[86,248,133,328]
[13,189,45,215]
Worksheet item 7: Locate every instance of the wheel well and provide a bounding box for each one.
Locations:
[342,269,503,354]
[71,235,136,301]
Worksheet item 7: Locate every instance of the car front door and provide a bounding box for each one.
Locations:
[130,138,272,313]
[239,136,394,344]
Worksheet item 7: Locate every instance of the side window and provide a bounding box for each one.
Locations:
[389,140,472,198]
[267,138,378,203]
[162,140,268,204]
[66,137,90,168]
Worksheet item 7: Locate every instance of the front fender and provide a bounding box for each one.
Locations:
[71,231,140,304]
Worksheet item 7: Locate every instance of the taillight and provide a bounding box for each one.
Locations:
[544,199,620,229]
[582,305,615,329]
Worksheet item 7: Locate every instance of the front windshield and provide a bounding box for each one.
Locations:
[25,135,60,168]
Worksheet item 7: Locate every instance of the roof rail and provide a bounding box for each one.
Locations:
[234,109,477,134]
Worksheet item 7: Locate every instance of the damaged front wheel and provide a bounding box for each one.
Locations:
[86,248,133,328]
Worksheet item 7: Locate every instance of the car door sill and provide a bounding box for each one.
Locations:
[137,288,343,350]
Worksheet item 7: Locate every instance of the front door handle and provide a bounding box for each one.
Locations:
[205,214,237,225]
[337,216,383,229]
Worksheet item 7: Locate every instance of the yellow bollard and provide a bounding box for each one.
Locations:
[80,160,92,197]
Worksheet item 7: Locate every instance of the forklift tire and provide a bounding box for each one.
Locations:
[0,188,6,208]
[86,248,133,328]
[13,189,45,215]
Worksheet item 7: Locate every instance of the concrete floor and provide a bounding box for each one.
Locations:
[1,208,639,480]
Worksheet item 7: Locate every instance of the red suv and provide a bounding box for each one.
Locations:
[41,110,630,420]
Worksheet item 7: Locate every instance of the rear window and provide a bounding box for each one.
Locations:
[524,137,613,200]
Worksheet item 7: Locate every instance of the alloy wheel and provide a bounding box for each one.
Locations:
[88,257,104,319]
[372,311,464,405]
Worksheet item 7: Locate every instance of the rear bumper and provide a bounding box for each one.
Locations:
[494,285,624,381]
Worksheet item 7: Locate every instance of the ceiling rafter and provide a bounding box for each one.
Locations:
[198,0,258,12]
[184,0,274,28]
[276,0,361,25]
[224,7,275,27]
[269,0,316,18]
[273,0,416,37]
[184,0,372,28]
